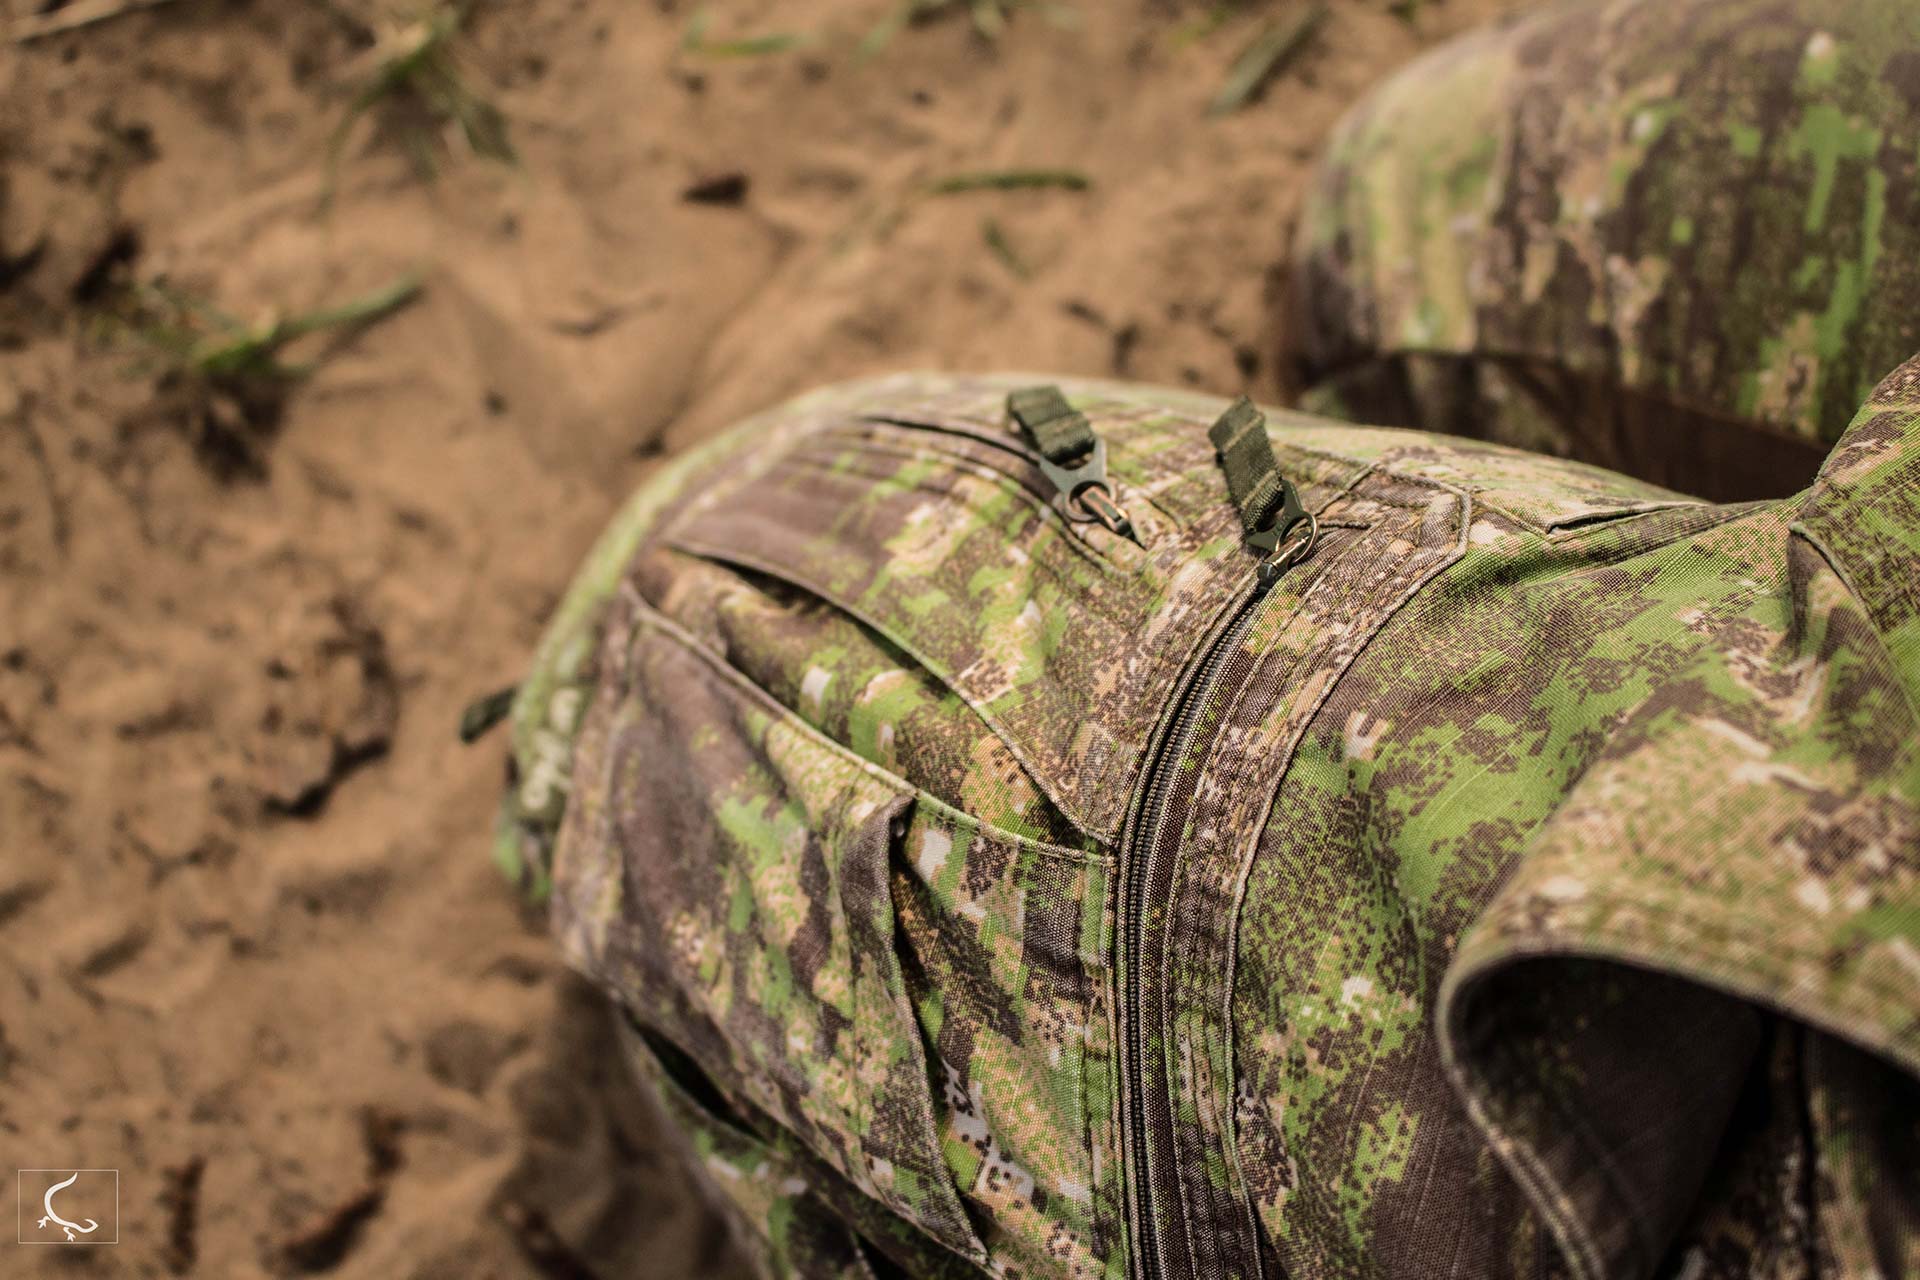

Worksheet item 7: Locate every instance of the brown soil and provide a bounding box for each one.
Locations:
[1,0,1521,1275]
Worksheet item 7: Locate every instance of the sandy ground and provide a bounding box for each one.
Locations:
[1,0,1523,1274]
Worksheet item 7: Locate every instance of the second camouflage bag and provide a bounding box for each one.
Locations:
[490,366,1920,1280]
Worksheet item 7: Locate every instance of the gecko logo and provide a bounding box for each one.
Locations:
[17,1170,117,1245]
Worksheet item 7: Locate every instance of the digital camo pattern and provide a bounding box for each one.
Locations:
[543,372,1343,1280]
[505,359,1917,1279]
[1292,0,1920,489]
[1233,357,1920,1280]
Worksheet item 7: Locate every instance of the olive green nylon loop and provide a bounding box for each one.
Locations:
[1007,385,1097,464]
[1209,396,1289,534]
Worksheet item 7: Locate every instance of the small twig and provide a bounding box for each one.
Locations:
[10,402,70,554]
[275,1185,384,1273]
[159,1156,205,1276]
[12,0,178,43]
[928,168,1091,194]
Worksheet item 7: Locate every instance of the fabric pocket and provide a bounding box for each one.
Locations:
[616,1013,869,1279]
[551,596,1116,1275]
[659,416,1259,845]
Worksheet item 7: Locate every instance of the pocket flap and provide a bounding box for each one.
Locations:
[663,423,1256,842]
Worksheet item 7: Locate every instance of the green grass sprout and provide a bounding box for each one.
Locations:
[328,3,514,194]
[109,274,424,476]
[122,275,424,383]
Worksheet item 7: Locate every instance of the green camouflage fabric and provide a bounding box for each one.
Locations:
[497,357,1919,1280]
[1290,0,1920,501]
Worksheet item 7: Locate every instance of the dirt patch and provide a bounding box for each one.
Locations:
[0,0,1522,1273]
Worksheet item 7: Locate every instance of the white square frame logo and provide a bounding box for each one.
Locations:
[17,1169,119,1245]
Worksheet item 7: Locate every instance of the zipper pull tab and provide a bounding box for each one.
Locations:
[1007,385,1140,544]
[1247,479,1318,585]
[1208,396,1318,584]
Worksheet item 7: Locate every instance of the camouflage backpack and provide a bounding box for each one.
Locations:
[488,358,1919,1280]
[1291,0,1920,504]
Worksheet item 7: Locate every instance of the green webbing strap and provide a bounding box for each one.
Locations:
[1005,384,1139,543]
[1209,397,1317,585]
[1007,385,1097,464]
[1209,396,1288,534]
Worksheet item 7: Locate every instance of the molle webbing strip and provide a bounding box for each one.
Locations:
[1007,385,1097,465]
[1209,396,1286,535]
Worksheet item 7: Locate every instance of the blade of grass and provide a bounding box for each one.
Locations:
[428,60,515,162]
[1208,2,1327,116]
[690,32,808,57]
[982,219,1030,278]
[856,6,913,62]
[274,274,424,343]
[323,5,512,204]
[116,274,424,383]
[928,168,1090,194]
[683,8,809,59]
[143,280,244,332]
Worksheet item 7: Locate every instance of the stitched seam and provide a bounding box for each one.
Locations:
[814,429,1153,578]
[1789,522,1920,731]
[781,440,1143,607]
[1465,895,1920,1072]
[1476,1009,1664,1273]
[851,416,1199,536]
[1448,1018,1617,1280]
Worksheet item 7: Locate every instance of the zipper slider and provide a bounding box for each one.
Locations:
[1208,396,1318,584]
[1007,385,1140,544]
[1245,475,1318,586]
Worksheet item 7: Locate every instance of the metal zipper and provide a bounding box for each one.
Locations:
[1120,520,1318,1280]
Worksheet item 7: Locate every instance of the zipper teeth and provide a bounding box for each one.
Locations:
[1122,574,1274,1280]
